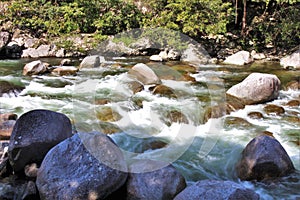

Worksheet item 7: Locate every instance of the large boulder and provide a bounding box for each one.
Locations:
[0,81,25,97]
[126,160,186,200]
[128,63,161,85]
[79,55,105,69]
[226,73,280,105]
[23,60,48,76]
[236,135,295,181]
[174,180,259,200]
[8,109,72,172]
[181,43,211,65]
[36,132,127,200]
[223,50,254,65]
[280,48,300,69]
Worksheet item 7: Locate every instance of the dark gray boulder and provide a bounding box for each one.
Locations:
[236,135,295,181]
[174,180,259,200]
[8,109,72,172]
[126,159,186,200]
[36,132,128,200]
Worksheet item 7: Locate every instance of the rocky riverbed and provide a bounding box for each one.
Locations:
[0,28,300,199]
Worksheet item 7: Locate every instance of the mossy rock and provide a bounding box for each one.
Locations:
[224,116,254,129]
[248,112,264,119]
[263,104,285,116]
[98,122,121,135]
[285,100,300,107]
[96,107,122,122]
[127,81,144,94]
[163,110,189,126]
[151,84,177,98]
[203,103,229,123]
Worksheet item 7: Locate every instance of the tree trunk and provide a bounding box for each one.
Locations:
[241,0,247,35]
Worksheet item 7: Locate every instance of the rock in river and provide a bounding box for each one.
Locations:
[236,135,295,181]
[280,48,300,69]
[174,180,259,200]
[226,73,280,105]
[223,50,254,65]
[126,160,186,200]
[23,60,48,76]
[8,109,72,172]
[128,63,161,85]
[79,55,105,69]
[36,132,127,200]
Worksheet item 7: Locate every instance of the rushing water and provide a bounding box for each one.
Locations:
[0,57,299,199]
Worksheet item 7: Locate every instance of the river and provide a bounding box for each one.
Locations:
[0,57,299,199]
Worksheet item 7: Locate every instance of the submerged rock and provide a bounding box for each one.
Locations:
[126,160,186,200]
[263,104,285,116]
[223,50,253,65]
[174,180,259,200]
[236,135,295,181]
[51,66,79,76]
[226,73,280,105]
[96,106,122,122]
[164,110,189,126]
[36,132,127,200]
[8,109,72,172]
[247,111,264,119]
[152,84,176,98]
[286,100,300,107]
[128,63,161,85]
[0,81,25,97]
[224,116,254,129]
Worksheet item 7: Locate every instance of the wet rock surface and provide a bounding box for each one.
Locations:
[236,135,295,181]
[8,109,72,172]
[36,132,128,200]
[174,180,259,200]
[126,160,186,200]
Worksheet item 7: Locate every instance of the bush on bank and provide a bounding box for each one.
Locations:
[0,0,299,54]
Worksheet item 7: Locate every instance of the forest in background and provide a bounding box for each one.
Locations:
[0,0,299,55]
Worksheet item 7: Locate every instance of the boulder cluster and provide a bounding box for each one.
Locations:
[0,103,296,199]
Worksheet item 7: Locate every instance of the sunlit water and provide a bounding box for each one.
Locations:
[0,58,299,199]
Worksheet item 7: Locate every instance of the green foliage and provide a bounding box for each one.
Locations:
[246,3,300,50]
[93,1,142,35]
[1,0,141,36]
[143,0,233,37]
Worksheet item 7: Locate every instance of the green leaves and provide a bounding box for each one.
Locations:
[143,0,233,37]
